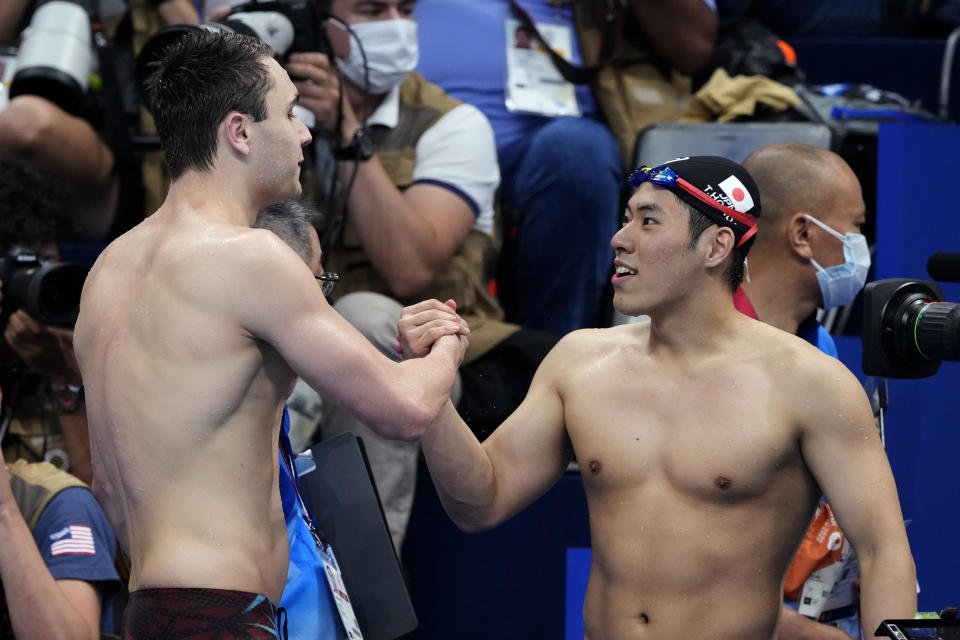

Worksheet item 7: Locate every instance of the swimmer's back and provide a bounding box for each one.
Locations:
[74,208,291,601]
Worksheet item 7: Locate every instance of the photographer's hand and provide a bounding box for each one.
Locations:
[4,310,92,484]
[286,52,360,139]
[3,310,82,386]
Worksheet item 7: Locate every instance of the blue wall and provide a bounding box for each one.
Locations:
[401,468,591,640]
[861,122,960,609]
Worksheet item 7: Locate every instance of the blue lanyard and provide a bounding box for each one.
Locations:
[279,409,328,549]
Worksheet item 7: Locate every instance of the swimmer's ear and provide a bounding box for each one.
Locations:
[703,225,735,268]
[788,212,815,260]
[223,112,251,155]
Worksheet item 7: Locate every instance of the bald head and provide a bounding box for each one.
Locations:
[743,143,861,249]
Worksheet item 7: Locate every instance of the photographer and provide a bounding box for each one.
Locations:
[0,444,122,639]
[283,0,509,549]
[1,158,91,486]
[0,0,199,240]
[740,143,873,639]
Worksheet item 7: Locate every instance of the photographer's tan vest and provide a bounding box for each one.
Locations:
[7,460,127,639]
[325,72,518,363]
[8,459,86,530]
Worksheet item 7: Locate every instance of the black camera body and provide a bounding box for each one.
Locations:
[0,248,89,329]
[136,0,332,106]
[229,0,331,59]
[861,266,960,379]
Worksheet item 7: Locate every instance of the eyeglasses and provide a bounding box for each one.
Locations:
[626,164,757,247]
[315,272,339,297]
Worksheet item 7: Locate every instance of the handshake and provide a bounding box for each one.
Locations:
[395,298,470,361]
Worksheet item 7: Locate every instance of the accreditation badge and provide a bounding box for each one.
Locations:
[504,17,580,117]
[318,542,365,639]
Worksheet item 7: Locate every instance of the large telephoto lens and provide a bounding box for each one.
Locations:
[9,0,92,114]
[6,261,88,327]
[862,278,960,378]
[907,300,960,362]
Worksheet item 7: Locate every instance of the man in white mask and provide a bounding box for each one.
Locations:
[283,0,521,553]
[740,143,873,640]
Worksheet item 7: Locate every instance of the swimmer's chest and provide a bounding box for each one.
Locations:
[564,365,801,502]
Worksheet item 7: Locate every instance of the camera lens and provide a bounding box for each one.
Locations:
[6,261,88,327]
[911,302,960,362]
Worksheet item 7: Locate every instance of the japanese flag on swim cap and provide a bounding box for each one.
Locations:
[660,156,762,253]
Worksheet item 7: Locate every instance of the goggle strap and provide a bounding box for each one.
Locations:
[675,177,758,229]
[736,224,757,248]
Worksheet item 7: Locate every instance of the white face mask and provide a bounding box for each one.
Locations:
[805,214,871,309]
[333,18,419,95]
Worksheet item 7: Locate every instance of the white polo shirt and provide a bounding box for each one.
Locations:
[362,82,500,237]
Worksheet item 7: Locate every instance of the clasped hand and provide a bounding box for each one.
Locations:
[396,299,470,359]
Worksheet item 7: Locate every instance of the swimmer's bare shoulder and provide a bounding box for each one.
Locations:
[538,321,653,388]
[742,318,861,402]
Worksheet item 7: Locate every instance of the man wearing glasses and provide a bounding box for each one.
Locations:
[254,200,345,640]
[401,156,916,639]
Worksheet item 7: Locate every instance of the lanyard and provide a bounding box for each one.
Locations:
[279,409,328,550]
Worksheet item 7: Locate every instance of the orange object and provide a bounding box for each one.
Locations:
[784,502,845,599]
[776,40,798,65]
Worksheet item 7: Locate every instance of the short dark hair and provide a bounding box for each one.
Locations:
[254,199,321,263]
[144,30,274,180]
[680,196,745,292]
[0,159,73,253]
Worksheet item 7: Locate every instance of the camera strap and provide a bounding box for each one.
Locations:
[278,415,328,549]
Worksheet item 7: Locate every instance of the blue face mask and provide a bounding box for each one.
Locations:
[805,214,871,309]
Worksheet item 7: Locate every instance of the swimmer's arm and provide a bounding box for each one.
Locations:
[237,235,464,441]
[422,343,571,532]
[779,606,855,640]
[798,358,916,638]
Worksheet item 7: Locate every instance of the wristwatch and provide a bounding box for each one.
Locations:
[333,126,376,162]
[51,383,84,415]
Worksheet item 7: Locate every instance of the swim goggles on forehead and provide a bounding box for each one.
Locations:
[627,164,758,248]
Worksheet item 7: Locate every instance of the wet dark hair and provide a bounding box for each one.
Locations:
[144,30,274,180]
[681,196,745,293]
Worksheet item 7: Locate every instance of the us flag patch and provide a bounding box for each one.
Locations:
[49,525,96,556]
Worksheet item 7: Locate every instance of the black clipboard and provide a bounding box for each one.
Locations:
[297,432,418,640]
